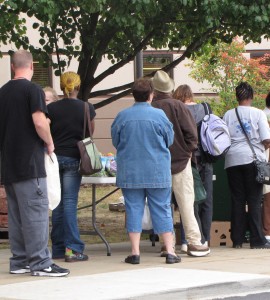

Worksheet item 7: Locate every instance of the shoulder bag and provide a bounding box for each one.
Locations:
[192,166,207,203]
[235,107,270,185]
[77,102,102,176]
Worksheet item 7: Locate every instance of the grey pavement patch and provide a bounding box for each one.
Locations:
[0,268,269,300]
[130,279,270,300]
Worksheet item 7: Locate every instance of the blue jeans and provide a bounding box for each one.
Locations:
[51,156,84,258]
[122,187,173,234]
[195,160,213,242]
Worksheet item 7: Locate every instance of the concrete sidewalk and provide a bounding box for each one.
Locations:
[1,240,270,299]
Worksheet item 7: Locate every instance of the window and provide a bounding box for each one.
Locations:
[32,61,51,87]
[11,60,52,87]
[143,53,173,77]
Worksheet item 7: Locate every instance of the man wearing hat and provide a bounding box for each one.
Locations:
[151,70,210,257]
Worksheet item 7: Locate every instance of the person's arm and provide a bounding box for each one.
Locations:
[91,119,95,135]
[111,116,121,149]
[259,111,270,150]
[262,139,270,150]
[160,111,174,148]
[88,102,96,136]
[32,110,54,155]
[180,107,198,153]
[85,119,95,137]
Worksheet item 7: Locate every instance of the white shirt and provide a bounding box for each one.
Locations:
[223,106,270,169]
[263,107,270,118]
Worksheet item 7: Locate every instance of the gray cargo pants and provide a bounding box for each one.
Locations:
[5,177,52,272]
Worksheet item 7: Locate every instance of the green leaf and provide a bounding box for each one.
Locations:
[54,69,61,76]
[1,0,270,104]
[32,22,39,29]
[39,38,46,45]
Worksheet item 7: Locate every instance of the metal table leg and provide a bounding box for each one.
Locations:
[91,184,111,256]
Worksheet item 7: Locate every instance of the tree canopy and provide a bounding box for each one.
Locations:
[1,0,270,107]
[188,39,270,116]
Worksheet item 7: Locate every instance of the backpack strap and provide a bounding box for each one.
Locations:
[202,102,212,115]
[235,107,257,160]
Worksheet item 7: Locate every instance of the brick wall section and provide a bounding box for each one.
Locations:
[0,186,8,228]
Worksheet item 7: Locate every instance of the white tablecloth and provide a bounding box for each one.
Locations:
[81,177,116,185]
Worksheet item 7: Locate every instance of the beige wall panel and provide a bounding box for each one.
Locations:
[246,39,270,50]
[95,139,116,155]
[173,55,212,94]
[91,97,134,154]
[92,97,133,119]
[0,56,11,87]
[94,119,113,139]
[92,59,134,92]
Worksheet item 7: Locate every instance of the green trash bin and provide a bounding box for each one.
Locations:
[212,158,231,221]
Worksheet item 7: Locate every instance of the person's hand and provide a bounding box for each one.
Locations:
[46,142,55,155]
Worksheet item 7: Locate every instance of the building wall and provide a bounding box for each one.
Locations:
[0,16,269,153]
[92,97,134,154]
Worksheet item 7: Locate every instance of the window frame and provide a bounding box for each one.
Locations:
[143,51,173,78]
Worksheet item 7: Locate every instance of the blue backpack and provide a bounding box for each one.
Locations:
[199,103,231,163]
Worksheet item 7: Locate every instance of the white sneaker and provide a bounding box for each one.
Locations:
[10,266,30,274]
[203,241,208,247]
[265,236,270,242]
[187,244,210,257]
[181,244,188,254]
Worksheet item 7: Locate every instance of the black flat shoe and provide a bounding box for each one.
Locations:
[233,244,242,249]
[124,255,140,264]
[166,254,181,264]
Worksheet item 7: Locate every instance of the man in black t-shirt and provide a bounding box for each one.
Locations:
[0,50,69,277]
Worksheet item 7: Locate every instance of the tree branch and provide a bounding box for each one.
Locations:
[77,11,100,82]
[91,29,156,87]
[93,88,132,109]
[163,27,218,72]
[53,30,62,76]
[93,27,219,109]
[89,82,133,98]
[85,26,119,83]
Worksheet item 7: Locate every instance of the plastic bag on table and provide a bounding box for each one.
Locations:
[105,157,117,177]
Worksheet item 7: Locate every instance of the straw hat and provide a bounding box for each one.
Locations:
[152,70,175,93]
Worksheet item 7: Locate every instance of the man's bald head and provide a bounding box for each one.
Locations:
[11,50,33,70]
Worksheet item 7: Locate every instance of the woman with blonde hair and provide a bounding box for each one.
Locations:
[43,86,59,105]
[47,71,96,262]
[173,84,213,250]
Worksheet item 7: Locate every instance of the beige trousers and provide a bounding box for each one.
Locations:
[172,158,202,245]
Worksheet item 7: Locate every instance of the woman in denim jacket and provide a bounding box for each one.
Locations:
[111,78,180,264]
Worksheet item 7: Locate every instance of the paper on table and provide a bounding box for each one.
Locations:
[81,177,116,185]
